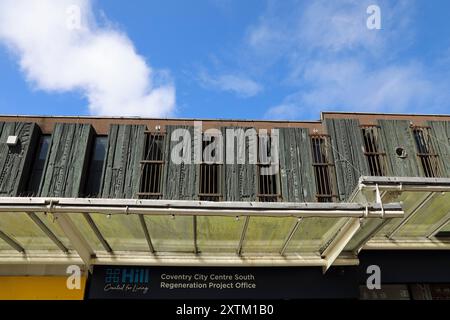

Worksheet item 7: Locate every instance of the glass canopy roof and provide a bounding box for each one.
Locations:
[0,197,403,271]
[2,177,449,270]
[345,176,450,252]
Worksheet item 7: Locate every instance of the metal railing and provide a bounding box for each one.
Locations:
[412,126,441,178]
[310,135,336,202]
[138,132,165,199]
[361,125,388,176]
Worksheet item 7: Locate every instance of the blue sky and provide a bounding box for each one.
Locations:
[0,0,449,120]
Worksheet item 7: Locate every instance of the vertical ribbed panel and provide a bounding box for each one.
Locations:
[100,124,146,199]
[429,121,450,177]
[0,122,39,196]
[378,120,421,177]
[223,127,257,201]
[278,127,316,202]
[162,125,199,200]
[326,119,369,201]
[40,123,93,197]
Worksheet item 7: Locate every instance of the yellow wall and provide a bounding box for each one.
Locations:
[0,276,86,300]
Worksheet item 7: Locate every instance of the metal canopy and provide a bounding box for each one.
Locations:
[0,197,403,271]
[2,176,449,271]
[346,176,450,252]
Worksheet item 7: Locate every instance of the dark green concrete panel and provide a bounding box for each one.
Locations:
[100,124,146,199]
[429,121,450,177]
[162,125,199,200]
[278,127,316,202]
[223,127,257,201]
[40,123,94,197]
[378,120,421,177]
[0,122,40,196]
[326,119,369,201]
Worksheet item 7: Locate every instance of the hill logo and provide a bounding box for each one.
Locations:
[104,268,150,294]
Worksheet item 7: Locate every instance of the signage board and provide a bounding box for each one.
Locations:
[87,266,358,299]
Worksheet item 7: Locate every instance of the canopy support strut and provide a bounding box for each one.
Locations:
[321,217,361,273]
[54,213,95,266]
[280,218,303,256]
[27,212,68,253]
[0,229,24,253]
[82,213,112,253]
[138,215,155,253]
[237,216,250,256]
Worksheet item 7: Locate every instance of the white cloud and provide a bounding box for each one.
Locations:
[246,23,283,51]
[198,71,262,98]
[301,61,437,111]
[296,0,383,53]
[264,59,446,120]
[0,0,175,117]
[247,0,447,119]
[264,103,300,120]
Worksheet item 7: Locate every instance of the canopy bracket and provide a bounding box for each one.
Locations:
[237,216,250,256]
[82,213,113,253]
[193,216,198,255]
[54,213,95,266]
[27,212,69,253]
[138,215,155,253]
[375,184,385,218]
[0,229,25,253]
[280,218,303,256]
[321,217,361,273]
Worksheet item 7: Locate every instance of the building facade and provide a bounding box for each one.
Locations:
[0,112,449,299]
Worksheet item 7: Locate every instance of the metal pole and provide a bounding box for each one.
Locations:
[27,212,68,253]
[280,218,302,256]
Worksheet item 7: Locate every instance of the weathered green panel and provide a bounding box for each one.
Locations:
[40,123,94,197]
[278,127,316,202]
[162,125,199,200]
[0,122,39,196]
[223,127,258,201]
[429,121,450,177]
[378,120,421,177]
[326,119,369,201]
[100,124,146,199]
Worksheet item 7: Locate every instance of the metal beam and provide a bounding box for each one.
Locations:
[364,238,450,250]
[388,193,435,239]
[54,213,94,266]
[0,251,359,267]
[280,218,302,256]
[0,197,404,219]
[82,213,112,253]
[193,216,198,254]
[0,229,24,253]
[427,211,450,239]
[237,216,250,256]
[321,217,361,273]
[138,215,155,253]
[358,176,450,188]
[351,218,392,254]
[26,212,68,253]
[0,251,83,265]
[92,252,359,267]
[357,177,450,195]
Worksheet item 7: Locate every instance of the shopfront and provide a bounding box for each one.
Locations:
[0,114,450,300]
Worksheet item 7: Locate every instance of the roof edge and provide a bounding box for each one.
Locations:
[320,110,450,121]
[0,113,321,124]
